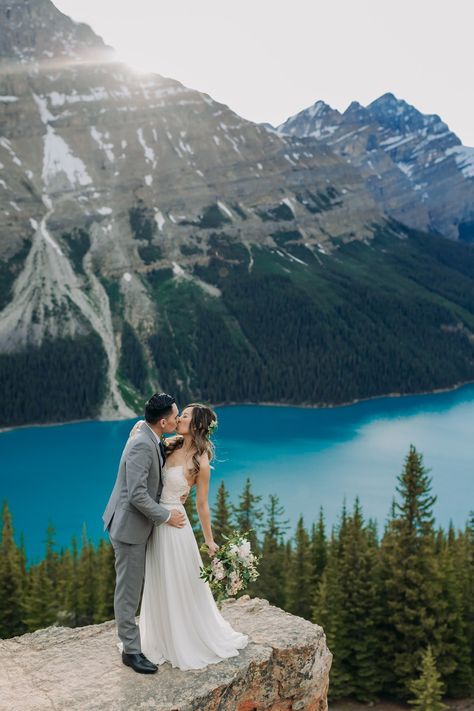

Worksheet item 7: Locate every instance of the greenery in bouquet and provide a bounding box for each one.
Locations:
[199,529,260,605]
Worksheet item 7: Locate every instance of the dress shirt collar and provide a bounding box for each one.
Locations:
[145,422,162,445]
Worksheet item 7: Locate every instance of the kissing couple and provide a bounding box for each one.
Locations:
[102,393,248,674]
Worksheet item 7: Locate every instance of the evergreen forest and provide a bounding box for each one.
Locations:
[1,445,472,702]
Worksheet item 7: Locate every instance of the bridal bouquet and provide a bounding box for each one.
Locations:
[199,530,260,604]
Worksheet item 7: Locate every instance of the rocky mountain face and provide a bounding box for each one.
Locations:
[1,0,474,427]
[0,0,113,64]
[277,93,474,241]
[0,596,332,711]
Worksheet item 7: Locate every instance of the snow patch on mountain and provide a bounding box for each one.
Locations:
[0,137,22,166]
[42,127,93,188]
[137,128,157,169]
[217,200,233,219]
[32,93,93,188]
[446,145,474,179]
[154,210,165,231]
[90,127,115,162]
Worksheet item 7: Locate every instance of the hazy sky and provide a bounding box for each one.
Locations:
[54,0,474,144]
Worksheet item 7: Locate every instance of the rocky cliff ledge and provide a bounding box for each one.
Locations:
[0,596,332,711]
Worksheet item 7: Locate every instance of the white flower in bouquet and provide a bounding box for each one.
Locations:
[237,540,251,560]
[228,543,240,558]
[211,558,226,580]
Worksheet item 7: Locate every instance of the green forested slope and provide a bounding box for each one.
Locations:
[2,220,474,426]
[0,334,107,427]
[140,221,474,405]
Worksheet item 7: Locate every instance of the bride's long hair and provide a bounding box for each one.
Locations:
[166,403,217,478]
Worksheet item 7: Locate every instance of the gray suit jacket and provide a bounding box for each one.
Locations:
[102,423,171,544]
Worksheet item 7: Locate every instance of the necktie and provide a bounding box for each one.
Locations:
[159,440,166,464]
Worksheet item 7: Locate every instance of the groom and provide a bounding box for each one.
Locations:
[102,393,188,674]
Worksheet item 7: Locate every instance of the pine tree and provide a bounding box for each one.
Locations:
[0,501,26,637]
[23,562,56,631]
[286,516,313,619]
[44,521,59,609]
[312,499,382,701]
[232,478,264,553]
[465,512,474,681]
[434,526,444,555]
[310,507,327,588]
[394,445,437,534]
[283,538,293,601]
[436,522,473,696]
[55,548,75,626]
[64,536,80,626]
[312,528,353,698]
[407,645,448,711]
[366,516,379,544]
[211,480,234,543]
[76,527,97,626]
[379,445,444,698]
[44,523,58,579]
[255,494,289,608]
[18,532,27,590]
[374,496,402,690]
[94,539,115,623]
[338,498,382,701]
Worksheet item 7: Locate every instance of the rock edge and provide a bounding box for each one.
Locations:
[0,596,332,711]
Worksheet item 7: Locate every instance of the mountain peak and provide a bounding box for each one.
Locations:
[307,99,333,117]
[368,92,413,114]
[277,99,341,137]
[345,100,364,111]
[342,100,370,123]
[0,0,114,65]
[365,92,430,133]
[370,91,398,105]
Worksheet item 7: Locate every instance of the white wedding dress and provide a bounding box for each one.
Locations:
[138,464,249,670]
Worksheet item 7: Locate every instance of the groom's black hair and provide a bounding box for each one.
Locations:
[145,393,176,424]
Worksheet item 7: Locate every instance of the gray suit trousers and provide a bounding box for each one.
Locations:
[109,532,146,654]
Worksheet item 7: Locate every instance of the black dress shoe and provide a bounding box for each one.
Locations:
[139,653,159,667]
[122,652,158,674]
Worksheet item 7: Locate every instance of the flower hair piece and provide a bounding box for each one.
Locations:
[207,418,218,437]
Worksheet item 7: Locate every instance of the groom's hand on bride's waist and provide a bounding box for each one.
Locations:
[166,509,186,527]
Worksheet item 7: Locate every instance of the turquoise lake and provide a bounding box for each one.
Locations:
[1,385,473,561]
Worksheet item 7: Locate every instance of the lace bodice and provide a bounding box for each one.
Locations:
[160,464,191,505]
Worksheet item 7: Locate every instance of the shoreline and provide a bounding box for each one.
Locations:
[1,378,474,434]
[213,378,474,410]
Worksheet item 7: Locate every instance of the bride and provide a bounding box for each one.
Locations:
[132,402,249,671]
